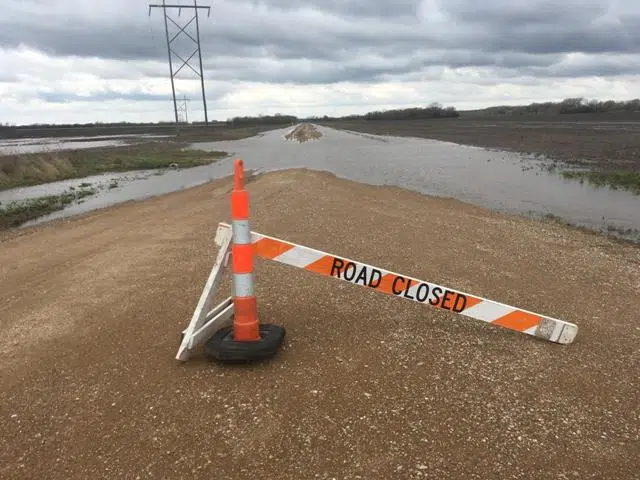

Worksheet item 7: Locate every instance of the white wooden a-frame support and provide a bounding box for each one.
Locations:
[176,226,235,361]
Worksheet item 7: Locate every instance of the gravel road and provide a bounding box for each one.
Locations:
[1,169,638,479]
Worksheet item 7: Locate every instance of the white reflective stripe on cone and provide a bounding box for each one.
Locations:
[232,219,251,245]
[232,272,254,297]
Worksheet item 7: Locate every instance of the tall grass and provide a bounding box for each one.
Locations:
[561,170,640,195]
[0,144,227,191]
[0,193,75,229]
[0,185,98,230]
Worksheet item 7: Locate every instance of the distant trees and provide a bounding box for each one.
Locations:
[477,98,640,117]
[558,97,640,114]
[3,96,639,138]
[226,113,298,127]
[363,103,458,120]
[358,102,459,121]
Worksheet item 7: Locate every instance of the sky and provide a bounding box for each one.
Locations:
[1,0,639,125]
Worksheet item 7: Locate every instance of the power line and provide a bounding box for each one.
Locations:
[148,0,211,130]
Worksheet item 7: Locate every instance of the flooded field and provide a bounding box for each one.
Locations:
[0,133,169,155]
[1,125,638,240]
[0,164,226,227]
[195,125,640,240]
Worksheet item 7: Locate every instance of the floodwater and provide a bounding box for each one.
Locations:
[0,166,226,226]
[2,125,639,241]
[193,125,640,240]
[0,134,169,155]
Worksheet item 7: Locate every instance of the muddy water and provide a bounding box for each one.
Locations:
[0,165,228,227]
[0,134,169,155]
[2,125,639,241]
[194,125,640,240]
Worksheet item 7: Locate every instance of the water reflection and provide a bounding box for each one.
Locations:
[2,125,638,241]
[193,125,640,240]
[0,134,169,155]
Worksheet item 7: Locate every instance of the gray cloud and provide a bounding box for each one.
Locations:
[437,0,640,55]
[0,22,160,61]
[247,0,424,19]
[522,55,640,78]
[1,0,639,88]
[439,0,609,26]
[37,92,172,104]
[200,49,569,84]
[0,72,19,82]
[34,82,234,104]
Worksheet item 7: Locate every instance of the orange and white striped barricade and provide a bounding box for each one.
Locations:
[207,222,578,345]
[176,159,285,363]
[177,161,577,363]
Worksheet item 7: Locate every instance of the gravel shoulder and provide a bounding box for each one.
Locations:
[1,169,639,479]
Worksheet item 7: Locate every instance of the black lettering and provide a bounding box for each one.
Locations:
[441,290,454,310]
[452,294,467,313]
[416,283,430,302]
[343,262,357,281]
[330,258,344,277]
[429,287,443,306]
[354,266,369,286]
[369,269,382,288]
[403,280,415,299]
[392,276,405,295]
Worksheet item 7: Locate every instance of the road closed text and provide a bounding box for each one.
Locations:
[329,257,468,312]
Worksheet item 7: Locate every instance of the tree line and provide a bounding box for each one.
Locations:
[225,113,298,126]
[3,97,639,132]
[475,97,640,116]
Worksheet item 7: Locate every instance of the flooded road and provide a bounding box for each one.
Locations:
[194,125,640,240]
[2,125,639,241]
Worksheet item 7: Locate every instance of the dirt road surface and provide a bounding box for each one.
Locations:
[1,169,639,479]
[285,123,323,142]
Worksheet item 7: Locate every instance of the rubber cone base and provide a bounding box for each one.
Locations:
[204,324,286,363]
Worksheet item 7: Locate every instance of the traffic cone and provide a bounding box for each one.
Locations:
[230,159,261,341]
[203,159,286,362]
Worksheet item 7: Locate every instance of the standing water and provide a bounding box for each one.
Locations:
[193,125,640,240]
[2,125,639,241]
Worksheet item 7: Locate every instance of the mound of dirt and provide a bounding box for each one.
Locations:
[284,123,323,142]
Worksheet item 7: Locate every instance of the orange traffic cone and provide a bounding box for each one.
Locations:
[230,159,261,341]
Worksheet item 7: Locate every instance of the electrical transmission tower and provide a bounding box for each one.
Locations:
[148,0,211,128]
[177,95,191,123]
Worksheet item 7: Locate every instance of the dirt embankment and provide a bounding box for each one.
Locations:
[1,170,639,479]
[285,123,323,143]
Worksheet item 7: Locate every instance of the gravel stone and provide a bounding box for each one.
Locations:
[0,169,638,479]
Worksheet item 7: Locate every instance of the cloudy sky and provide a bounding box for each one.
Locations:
[1,0,639,125]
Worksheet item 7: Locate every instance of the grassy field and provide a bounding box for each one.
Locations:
[560,170,640,194]
[0,185,97,229]
[0,142,230,229]
[0,143,228,191]
[0,122,286,141]
[0,123,287,229]
[0,123,287,191]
